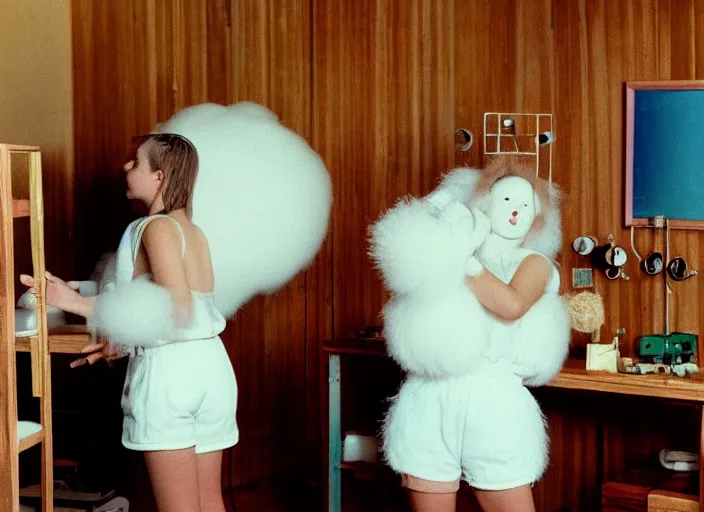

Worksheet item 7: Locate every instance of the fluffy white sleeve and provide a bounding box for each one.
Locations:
[368,196,470,296]
[369,191,491,377]
[510,294,571,386]
[382,292,490,378]
[87,276,182,348]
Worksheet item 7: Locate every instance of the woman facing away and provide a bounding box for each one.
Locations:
[22,133,238,512]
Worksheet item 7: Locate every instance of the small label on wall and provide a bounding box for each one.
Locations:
[572,268,594,288]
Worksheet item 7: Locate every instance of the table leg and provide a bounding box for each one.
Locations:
[329,354,342,512]
[700,405,703,512]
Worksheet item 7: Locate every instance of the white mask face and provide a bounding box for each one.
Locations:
[487,176,537,240]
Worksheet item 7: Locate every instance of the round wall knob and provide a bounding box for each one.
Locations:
[572,236,596,256]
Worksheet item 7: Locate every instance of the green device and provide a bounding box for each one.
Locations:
[638,332,697,365]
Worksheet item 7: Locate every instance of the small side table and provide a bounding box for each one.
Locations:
[323,338,389,512]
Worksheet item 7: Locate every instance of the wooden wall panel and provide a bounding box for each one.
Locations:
[314,0,704,509]
[69,0,704,508]
[550,0,704,366]
[312,0,456,336]
[226,1,313,485]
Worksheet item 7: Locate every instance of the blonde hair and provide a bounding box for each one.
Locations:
[133,133,199,218]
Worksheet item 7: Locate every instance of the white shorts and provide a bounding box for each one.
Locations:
[383,369,547,492]
[120,336,239,454]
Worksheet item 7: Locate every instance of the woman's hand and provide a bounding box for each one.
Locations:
[70,342,126,368]
[20,272,93,317]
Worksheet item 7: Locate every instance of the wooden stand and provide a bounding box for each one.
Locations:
[1,143,53,511]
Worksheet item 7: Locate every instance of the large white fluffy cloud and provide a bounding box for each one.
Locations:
[156,102,333,318]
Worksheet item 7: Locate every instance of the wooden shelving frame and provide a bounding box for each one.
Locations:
[1,143,53,511]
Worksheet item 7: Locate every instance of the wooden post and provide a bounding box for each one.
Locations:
[0,144,20,512]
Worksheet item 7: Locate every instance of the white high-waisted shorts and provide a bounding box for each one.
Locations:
[120,336,239,454]
[383,369,547,492]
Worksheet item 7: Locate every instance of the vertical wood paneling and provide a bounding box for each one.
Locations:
[313,0,455,336]
[71,0,313,494]
[69,0,704,508]
[225,0,313,485]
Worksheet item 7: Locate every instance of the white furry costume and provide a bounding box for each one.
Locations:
[76,103,332,453]
[369,164,569,490]
[83,102,332,346]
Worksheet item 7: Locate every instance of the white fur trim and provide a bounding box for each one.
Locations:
[522,183,563,260]
[156,102,333,318]
[369,197,472,296]
[383,292,490,377]
[87,277,180,347]
[432,167,563,260]
[433,167,482,204]
[510,294,571,386]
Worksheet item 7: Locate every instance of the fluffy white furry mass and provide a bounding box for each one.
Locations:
[156,102,333,318]
[88,277,177,347]
[509,294,571,387]
[370,165,568,380]
[369,191,492,376]
[369,197,473,296]
[382,293,490,377]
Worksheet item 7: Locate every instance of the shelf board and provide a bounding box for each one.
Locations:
[15,334,38,352]
[324,338,704,403]
[12,199,30,218]
[550,359,704,403]
[18,425,43,453]
[16,325,92,354]
[5,144,40,153]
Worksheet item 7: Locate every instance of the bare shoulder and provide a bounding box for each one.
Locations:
[142,216,182,250]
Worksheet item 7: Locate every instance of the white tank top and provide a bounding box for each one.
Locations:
[113,214,227,342]
[478,246,562,369]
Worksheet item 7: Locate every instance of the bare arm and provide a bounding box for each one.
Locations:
[19,219,192,323]
[19,272,95,318]
[141,217,193,327]
[466,254,552,321]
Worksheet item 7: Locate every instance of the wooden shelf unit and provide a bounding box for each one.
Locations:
[16,325,92,355]
[1,143,54,511]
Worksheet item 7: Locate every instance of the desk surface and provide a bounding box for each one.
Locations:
[323,338,704,403]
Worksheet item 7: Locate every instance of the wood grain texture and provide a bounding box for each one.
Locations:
[313,0,456,336]
[0,145,20,512]
[314,0,704,509]
[69,0,704,508]
[70,0,314,495]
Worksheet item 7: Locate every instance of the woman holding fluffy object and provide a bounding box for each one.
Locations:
[369,157,570,512]
[22,133,237,512]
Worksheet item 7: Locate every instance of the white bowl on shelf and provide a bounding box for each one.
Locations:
[342,432,380,463]
[14,289,67,336]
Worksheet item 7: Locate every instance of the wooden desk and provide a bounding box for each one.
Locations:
[323,338,704,512]
[16,325,92,355]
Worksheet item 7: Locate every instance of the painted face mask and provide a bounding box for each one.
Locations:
[487,176,538,240]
